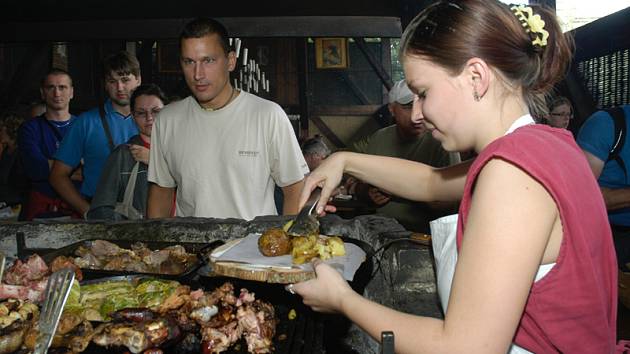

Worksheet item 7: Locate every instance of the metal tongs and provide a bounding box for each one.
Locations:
[34,268,75,354]
[287,187,322,236]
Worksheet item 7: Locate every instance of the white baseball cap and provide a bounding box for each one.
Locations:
[388,80,414,105]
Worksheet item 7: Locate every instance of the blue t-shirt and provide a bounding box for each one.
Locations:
[18,114,79,197]
[577,105,630,226]
[54,100,138,197]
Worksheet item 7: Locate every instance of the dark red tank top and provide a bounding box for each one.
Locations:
[456,124,617,353]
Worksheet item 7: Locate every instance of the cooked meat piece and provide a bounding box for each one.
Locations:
[2,254,49,285]
[93,318,181,354]
[156,285,191,313]
[201,320,242,354]
[166,309,199,333]
[131,242,153,259]
[50,256,83,282]
[51,320,94,353]
[73,252,102,269]
[111,308,157,323]
[189,305,218,325]
[237,300,276,354]
[142,249,171,269]
[174,333,201,354]
[205,305,236,328]
[196,283,235,308]
[56,312,82,335]
[159,257,186,275]
[237,288,255,306]
[143,349,164,354]
[88,240,125,257]
[258,228,292,257]
[0,280,47,302]
[0,320,29,354]
[93,322,150,354]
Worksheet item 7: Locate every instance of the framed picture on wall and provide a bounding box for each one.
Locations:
[315,38,348,69]
[157,40,181,73]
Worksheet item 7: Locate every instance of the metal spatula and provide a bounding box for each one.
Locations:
[34,268,75,354]
[287,187,322,237]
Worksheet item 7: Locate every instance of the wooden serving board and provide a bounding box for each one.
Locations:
[208,239,316,284]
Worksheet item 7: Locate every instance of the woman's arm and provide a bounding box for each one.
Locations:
[295,158,559,353]
[301,152,471,213]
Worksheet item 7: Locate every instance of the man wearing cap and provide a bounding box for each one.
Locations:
[348,80,459,233]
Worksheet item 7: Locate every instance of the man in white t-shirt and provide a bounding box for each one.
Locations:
[147,18,308,220]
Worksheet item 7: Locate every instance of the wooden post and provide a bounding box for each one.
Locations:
[296,38,309,138]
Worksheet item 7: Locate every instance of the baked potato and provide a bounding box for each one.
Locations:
[258,228,292,257]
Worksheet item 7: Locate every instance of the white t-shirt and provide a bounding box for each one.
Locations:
[148,91,308,219]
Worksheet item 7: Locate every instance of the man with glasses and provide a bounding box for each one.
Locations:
[88,84,166,220]
[346,80,458,233]
[50,51,141,218]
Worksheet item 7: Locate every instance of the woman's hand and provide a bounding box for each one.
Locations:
[129,144,150,164]
[300,152,347,215]
[292,259,356,314]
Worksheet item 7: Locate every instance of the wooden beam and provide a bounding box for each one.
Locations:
[340,72,371,105]
[312,105,380,116]
[138,40,156,84]
[381,38,392,104]
[0,17,402,42]
[310,115,346,148]
[297,38,309,137]
[353,37,393,90]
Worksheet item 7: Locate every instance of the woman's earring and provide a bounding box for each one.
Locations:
[473,90,481,102]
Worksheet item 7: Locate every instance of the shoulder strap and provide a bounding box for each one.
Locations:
[606,107,627,183]
[99,104,115,152]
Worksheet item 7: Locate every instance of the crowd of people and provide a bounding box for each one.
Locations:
[0,1,629,351]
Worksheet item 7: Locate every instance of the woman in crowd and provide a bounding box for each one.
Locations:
[546,95,574,128]
[87,84,166,220]
[293,1,619,353]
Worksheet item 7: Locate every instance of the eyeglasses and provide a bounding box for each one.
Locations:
[134,108,161,119]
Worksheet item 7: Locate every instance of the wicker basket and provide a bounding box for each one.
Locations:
[620,271,630,310]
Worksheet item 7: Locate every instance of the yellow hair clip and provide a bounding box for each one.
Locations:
[510,5,549,48]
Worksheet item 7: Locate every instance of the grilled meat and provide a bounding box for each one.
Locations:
[92,317,181,354]
[2,255,48,286]
[237,300,276,354]
[50,256,83,281]
[201,320,242,354]
[111,308,157,323]
[0,320,30,354]
[73,240,197,274]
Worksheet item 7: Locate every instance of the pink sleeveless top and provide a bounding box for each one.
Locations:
[456,124,617,353]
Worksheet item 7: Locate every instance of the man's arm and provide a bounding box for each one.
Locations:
[49,160,90,215]
[282,179,305,215]
[582,149,630,210]
[147,183,175,218]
